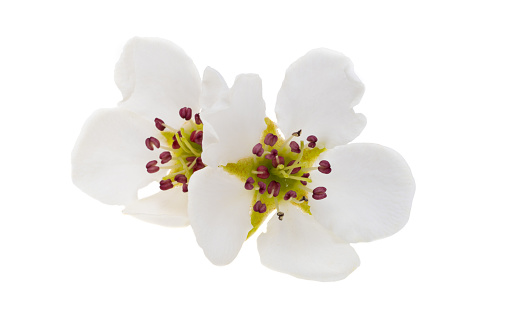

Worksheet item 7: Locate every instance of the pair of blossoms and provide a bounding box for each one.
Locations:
[72,37,415,282]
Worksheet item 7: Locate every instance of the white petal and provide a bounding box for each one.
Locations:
[257,204,360,282]
[115,37,201,127]
[275,48,366,148]
[311,143,415,243]
[201,72,266,168]
[123,187,189,227]
[188,167,254,265]
[200,66,229,110]
[71,108,163,205]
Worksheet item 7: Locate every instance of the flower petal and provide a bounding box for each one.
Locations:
[122,187,189,227]
[275,48,366,148]
[71,108,164,205]
[188,167,254,265]
[311,143,415,243]
[201,72,266,168]
[115,37,201,127]
[200,66,229,110]
[257,204,360,281]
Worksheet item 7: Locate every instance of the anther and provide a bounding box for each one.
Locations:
[287,160,301,174]
[277,211,285,220]
[300,173,310,185]
[159,151,172,164]
[254,165,270,179]
[179,107,192,121]
[154,118,166,131]
[312,187,327,200]
[172,136,181,149]
[318,160,332,174]
[190,130,203,145]
[145,137,160,150]
[272,155,285,168]
[253,200,267,213]
[289,141,301,154]
[174,174,188,184]
[252,143,264,157]
[292,129,302,137]
[300,196,308,202]
[283,190,297,201]
[257,181,266,194]
[182,183,189,192]
[307,135,318,148]
[192,157,206,172]
[146,160,160,173]
[194,113,202,125]
[264,133,278,147]
[244,177,255,190]
[267,181,281,197]
[265,149,278,160]
[159,179,173,190]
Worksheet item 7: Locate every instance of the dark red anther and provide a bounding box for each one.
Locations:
[289,141,301,154]
[159,151,172,164]
[312,187,327,200]
[287,160,301,174]
[193,157,205,172]
[272,155,285,168]
[174,174,187,184]
[190,130,203,145]
[145,137,160,150]
[257,181,266,194]
[256,165,270,179]
[146,160,160,173]
[182,183,189,192]
[244,177,255,190]
[265,149,278,160]
[318,160,332,174]
[253,200,267,213]
[179,107,192,120]
[267,181,281,197]
[264,133,278,147]
[283,190,297,201]
[300,173,310,186]
[307,135,318,148]
[194,113,202,125]
[172,136,181,149]
[252,143,264,157]
[154,118,166,131]
[159,179,173,190]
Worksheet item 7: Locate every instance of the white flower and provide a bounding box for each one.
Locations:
[188,49,416,281]
[72,37,208,227]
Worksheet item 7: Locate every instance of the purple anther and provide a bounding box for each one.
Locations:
[190,130,203,145]
[182,183,189,193]
[172,136,181,149]
[264,133,278,147]
[192,157,206,172]
[257,181,266,194]
[194,113,202,125]
[272,155,285,168]
[159,151,172,164]
[146,160,160,173]
[300,173,310,186]
[307,135,318,148]
[252,143,264,157]
[256,165,270,179]
[179,107,192,120]
[283,190,297,201]
[244,177,255,190]
[289,141,301,154]
[267,181,281,197]
[159,179,173,191]
[253,200,267,213]
[287,160,301,174]
[312,187,327,200]
[318,160,332,174]
[265,149,278,160]
[174,174,187,184]
[145,137,160,150]
[154,118,166,131]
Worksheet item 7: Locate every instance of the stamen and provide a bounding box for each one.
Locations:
[264,133,278,147]
[253,200,267,213]
[179,107,192,121]
[267,181,281,197]
[257,181,266,194]
[194,113,202,125]
[244,177,255,190]
[253,165,270,179]
[146,160,160,173]
[154,118,166,131]
[190,130,203,145]
[312,187,327,200]
[289,141,301,153]
[265,149,278,160]
[174,174,188,184]
[307,135,318,148]
[287,160,301,174]
[182,183,189,192]
[180,128,202,156]
[283,190,297,201]
[145,137,160,150]
[159,179,173,190]
[159,151,172,164]
[252,143,264,157]
[318,160,332,174]
[300,173,310,185]
[272,155,285,168]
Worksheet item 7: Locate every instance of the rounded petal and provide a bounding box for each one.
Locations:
[200,66,229,110]
[188,167,254,265]
[71,108,164,205]
[201,72,266,168]
[123,187,189,227]
[257,204,360,281]
[115,37,201,127]
[275,48,366,148]
[311,143,415,243]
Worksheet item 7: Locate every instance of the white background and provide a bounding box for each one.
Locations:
[1,1,518,331]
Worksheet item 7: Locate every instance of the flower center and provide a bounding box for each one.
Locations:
[145,107,205,193]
